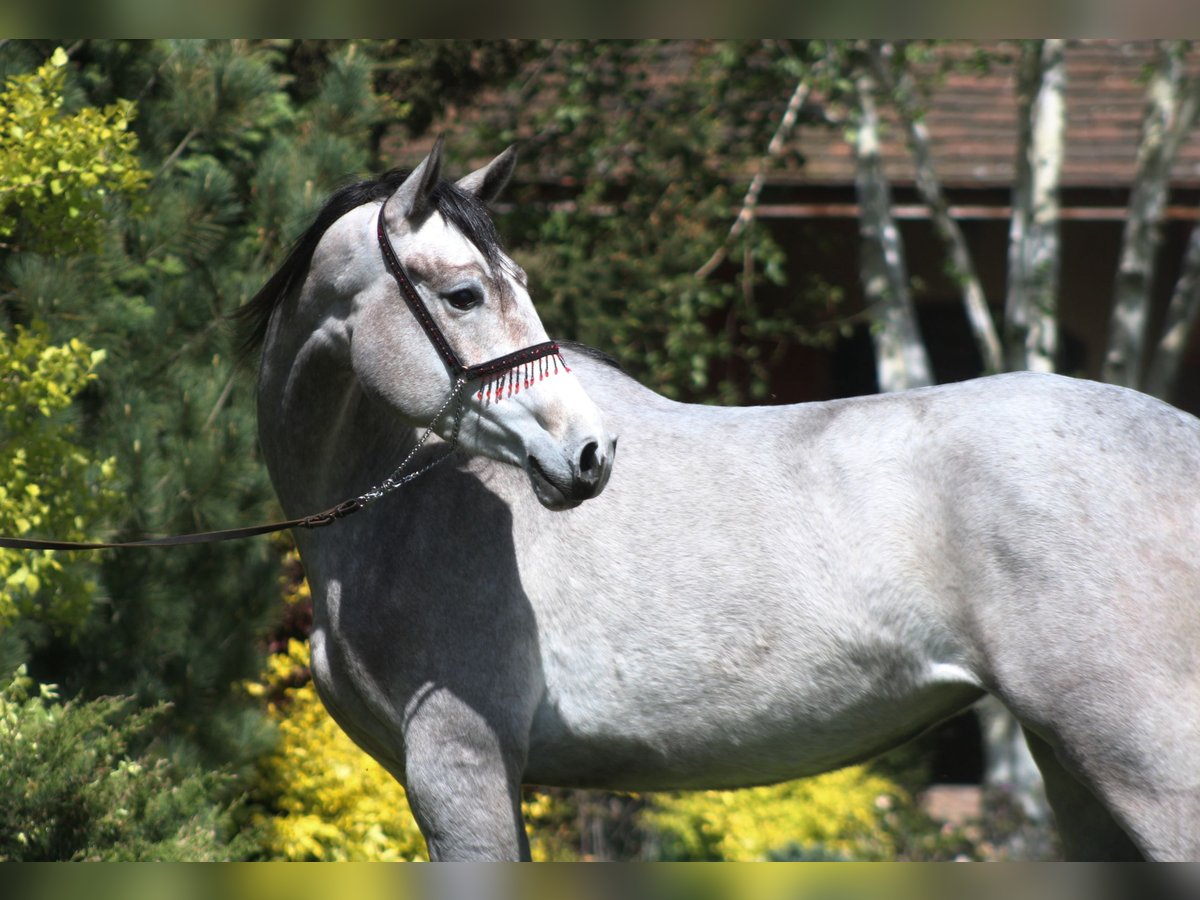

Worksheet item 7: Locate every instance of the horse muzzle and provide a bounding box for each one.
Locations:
[525,434,616,510]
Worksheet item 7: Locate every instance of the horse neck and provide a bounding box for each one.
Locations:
[256,309,421,520]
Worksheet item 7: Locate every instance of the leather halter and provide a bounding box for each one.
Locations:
[375,201,562,382]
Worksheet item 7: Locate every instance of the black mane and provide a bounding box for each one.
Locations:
[557,340,623,371]
[236,169,506,353]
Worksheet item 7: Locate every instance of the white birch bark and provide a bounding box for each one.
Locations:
[1004,42,1038,372]
[1005,40,1065,374]
[975,696,1051,824]
[1103,41,1200,389]
[852,59,933,392]
[868,41,1004,374]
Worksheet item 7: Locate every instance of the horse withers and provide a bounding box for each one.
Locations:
[246,142,1200,861]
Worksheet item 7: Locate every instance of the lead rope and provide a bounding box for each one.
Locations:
[352,375,468,507]
[0,377,471,551]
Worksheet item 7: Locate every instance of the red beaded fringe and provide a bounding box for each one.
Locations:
[475,351,570,404]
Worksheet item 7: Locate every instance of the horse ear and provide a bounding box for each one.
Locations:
[386,135,445,224]
[455,144,518,205]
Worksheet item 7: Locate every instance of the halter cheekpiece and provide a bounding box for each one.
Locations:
[375,202,568,403]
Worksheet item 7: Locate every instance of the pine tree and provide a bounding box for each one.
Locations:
[0,39,392,769]
[0,43,263,860]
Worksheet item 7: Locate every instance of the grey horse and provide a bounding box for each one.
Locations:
[246,142,1199,861]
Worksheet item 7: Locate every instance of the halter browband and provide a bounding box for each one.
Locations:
[376,202,566,400]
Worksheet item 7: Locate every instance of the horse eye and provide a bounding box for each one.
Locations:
[444,287,482,311]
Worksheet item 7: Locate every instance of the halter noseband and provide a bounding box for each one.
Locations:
[376,202,567,403]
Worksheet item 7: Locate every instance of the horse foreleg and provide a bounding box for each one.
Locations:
[402,689,530,861]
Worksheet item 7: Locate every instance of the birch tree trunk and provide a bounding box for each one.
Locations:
[1005,39,1066,374]
[868,41,1004,374]
[1004,42,1038,371]
[1103,41,1200,389]
[975,696,1050,824]
[851,57,934,392]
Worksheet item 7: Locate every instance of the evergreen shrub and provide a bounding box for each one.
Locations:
[0,666,255,861]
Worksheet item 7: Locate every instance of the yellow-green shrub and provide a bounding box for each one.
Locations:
[0,323,117,630]
[0,47,148,254]
[645,767,906,861]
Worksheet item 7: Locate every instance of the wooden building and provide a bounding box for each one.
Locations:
[754,40,1200,411]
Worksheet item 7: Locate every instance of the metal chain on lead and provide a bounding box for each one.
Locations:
[353,376,470,508]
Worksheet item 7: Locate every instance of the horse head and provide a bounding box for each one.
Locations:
[349,139,615,510]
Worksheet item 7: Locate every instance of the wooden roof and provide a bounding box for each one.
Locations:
[402,41,1200,193]
[787,40,1200,188]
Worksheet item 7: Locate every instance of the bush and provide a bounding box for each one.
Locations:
[0,323,117,632]
[643,767,907,861]
[0,666,255,861]
[0,46,148,255]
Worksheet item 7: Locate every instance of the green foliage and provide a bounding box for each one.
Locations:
[0,39,403,772]
[0,324,117,632]
[0,666,255,861]
[370,40,539,138]
[644,767,905,861]
[463,40,843,403]
[0,49,261,862]
[0,47,148,254]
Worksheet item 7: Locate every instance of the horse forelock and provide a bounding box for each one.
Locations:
[235,169,507,355]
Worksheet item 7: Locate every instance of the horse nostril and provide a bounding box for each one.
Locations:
[578,441,601,479]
